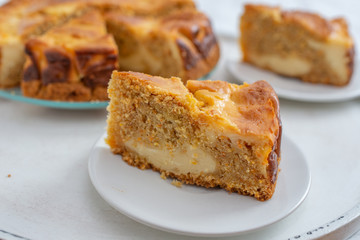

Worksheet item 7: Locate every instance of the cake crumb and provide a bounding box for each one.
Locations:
[171,180,183,188]
[7,174,11,178]
[160,172,167,180]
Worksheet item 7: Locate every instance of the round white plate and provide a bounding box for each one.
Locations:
[226,59,360,102]
[88,133,311,237]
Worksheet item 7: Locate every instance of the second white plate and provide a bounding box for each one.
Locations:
[88,133,311,237]
[227,59,360,102]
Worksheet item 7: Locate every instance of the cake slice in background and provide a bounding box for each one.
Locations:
[22,11,118,101]
[106,71,282,201]
[0,0,219,90]
[240,4,354,86]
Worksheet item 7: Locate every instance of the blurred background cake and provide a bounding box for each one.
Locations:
[106,9,218,81]
[0,0,220,102]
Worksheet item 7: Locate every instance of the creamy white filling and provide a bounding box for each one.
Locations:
[249,54,311,76]
[124,139,217,174]
[307,39,349,82]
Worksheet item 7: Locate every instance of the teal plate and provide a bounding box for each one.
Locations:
[0,69,215,109]
[0,88,108,109]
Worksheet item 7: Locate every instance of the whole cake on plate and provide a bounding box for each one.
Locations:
[0,0,219,100]
[240,4,354,86]
[106,71,282,201]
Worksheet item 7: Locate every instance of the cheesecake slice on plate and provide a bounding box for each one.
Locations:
[106,71,282,201]
[240,4,354,86]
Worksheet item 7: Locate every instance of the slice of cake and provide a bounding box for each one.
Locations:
[105,9,219,81]
[22,10,118,101]
[240,4,354,86]
[106,71,282,201]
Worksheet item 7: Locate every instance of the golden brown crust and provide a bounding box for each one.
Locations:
[160,10,219,64]
[331,18,352,37]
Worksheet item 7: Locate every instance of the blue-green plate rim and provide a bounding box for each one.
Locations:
[0,88,108,109]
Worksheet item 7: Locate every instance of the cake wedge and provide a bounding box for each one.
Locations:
[240,4,354,86]
[105,9,219,81]
[106,71,282,201]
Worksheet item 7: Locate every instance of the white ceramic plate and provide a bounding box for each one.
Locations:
[226,59,360,102]
[88,133,311,237]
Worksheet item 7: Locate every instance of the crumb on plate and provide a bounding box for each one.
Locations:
[160,172,167,180]
[171,180,182,188]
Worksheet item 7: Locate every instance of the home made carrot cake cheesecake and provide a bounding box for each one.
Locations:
[106,71,282,201]
[240,4,354,86]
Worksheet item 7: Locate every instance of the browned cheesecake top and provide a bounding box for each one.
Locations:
[105,8,218,73]
[186,80,280,141]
